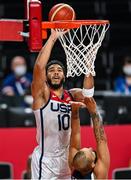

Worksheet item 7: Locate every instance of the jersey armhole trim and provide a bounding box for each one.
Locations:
[68,90,74,101]
[40,92,51,110]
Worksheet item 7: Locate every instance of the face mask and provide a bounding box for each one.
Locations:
[14,65,27,76]
[24,95,33,105]
[123,66,131,76]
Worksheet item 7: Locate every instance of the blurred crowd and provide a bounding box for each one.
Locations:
[0,54,131,127]
[1,54,131,101]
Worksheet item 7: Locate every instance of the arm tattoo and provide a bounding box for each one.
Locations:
[91,112,107,143]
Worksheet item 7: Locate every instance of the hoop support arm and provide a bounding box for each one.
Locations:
[28,0,42,51]
[0,19,24,41]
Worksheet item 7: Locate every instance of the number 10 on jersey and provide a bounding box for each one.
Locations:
[58,114,70,131]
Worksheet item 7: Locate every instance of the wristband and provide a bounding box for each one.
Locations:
[82,87,94,97]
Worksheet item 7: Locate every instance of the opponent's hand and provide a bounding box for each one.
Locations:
[84,97,97,114]
[69,101,85,112]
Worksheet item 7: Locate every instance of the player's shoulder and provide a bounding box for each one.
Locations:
[69,88,82,93]
[93,161,108,179]
[68,88,82,96]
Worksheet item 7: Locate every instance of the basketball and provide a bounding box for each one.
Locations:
[48,3,76,21]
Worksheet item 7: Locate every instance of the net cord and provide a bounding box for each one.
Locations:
[56,23,109,77]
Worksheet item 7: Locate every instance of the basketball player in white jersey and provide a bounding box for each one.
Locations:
[31,29,94,179]
[69,97,110,179]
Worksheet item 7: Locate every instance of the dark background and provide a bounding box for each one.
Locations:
[0,0,131,126]
[0,0,131,90]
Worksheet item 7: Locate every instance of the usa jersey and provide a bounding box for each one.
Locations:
[31,90,73,179]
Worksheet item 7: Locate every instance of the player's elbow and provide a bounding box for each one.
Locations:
[35,62,45,71]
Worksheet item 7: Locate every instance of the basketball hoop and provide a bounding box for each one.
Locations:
[42,20,110,77]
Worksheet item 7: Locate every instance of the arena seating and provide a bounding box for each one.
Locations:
[0,162,13,179]
[112,167,131,179]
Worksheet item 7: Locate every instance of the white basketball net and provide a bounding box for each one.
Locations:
[57,23,109,77]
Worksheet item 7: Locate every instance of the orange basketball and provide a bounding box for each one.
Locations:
[48,3,76,21]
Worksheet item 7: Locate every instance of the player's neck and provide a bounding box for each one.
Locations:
[52,87,64,98]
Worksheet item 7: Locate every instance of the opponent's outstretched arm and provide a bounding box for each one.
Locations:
[84,97,110,179]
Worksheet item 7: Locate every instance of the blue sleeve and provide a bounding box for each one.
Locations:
[26,73,33,82]
[114,77,125,93]
[2,74,14,88]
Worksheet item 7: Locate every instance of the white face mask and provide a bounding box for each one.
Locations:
[123,66,131,76]
[24,95,33,105]
[14,65,27,76]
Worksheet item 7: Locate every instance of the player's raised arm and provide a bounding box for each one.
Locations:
[84,97,110,179]
[83,74,94,97]
[31,30,59,100]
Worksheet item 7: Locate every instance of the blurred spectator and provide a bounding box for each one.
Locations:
[114,56,131,94]
[1,56,32,96]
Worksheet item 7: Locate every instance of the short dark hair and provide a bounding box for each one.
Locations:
[73,151,93,175]
[46,60,66,76]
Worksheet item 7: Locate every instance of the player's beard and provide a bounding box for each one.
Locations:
[47,77,65,90]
